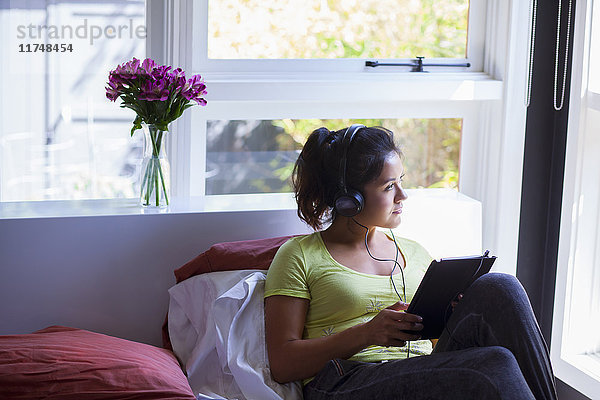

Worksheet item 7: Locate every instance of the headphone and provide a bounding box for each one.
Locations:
[333,124,366,217]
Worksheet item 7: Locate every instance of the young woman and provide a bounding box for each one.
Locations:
[264,125,557,400]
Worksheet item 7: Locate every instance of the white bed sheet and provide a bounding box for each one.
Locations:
[168,270,303,400]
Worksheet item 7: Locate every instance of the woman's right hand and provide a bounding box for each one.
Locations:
[363,301,424,347]
[265,297,423,383]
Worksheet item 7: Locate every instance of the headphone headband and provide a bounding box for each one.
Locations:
[338,124,366,193]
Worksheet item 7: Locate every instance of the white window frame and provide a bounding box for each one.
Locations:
[552,0,600,397]
[191,0,486,74]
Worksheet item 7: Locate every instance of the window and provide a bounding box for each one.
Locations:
[205,118,461,196]
[194,0,484,73]
[0,0,146,202]
[207,0,469,60]
[553,0,600,397]
[186,0,489,199]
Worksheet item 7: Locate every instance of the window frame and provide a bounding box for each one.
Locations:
[191,0,486,74]
[552,0,600,397]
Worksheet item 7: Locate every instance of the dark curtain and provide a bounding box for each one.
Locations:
[517,1,589,398]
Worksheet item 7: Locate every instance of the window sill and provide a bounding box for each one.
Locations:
[0,188,473,220]
[203,72,503,102]
[0,193,299,220]
[566,353,600,381]
[555,353,600,399]
[0,189,482,267]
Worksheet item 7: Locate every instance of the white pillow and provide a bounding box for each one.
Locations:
[168,270,303,400]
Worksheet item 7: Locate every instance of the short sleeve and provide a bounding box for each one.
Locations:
[264,238,311,300]
[384,231,433,273]
[410,240,433,274]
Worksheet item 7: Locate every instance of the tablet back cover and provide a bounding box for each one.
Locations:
[406,256,496,339]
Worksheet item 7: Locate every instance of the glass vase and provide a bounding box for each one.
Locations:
[140,123,170,207]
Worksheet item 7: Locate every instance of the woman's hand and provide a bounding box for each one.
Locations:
[363,301,424,348]
[265,297,423,383]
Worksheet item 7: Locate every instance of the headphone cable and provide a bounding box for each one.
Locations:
[351,218,412,357]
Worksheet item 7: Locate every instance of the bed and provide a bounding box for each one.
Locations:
[0,235,300,400]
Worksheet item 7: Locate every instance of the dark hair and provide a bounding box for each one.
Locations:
[292,126,401,230]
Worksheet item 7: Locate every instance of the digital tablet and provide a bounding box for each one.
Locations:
[405,252,496,339]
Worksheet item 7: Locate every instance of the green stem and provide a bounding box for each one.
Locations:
[156,159,169,205]
[145,162,153,206]
[154,160,159,206]
[155,130,163,155]
[140,160,151,206]
[149,126,169,206]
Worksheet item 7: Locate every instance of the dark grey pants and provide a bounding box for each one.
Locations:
[303,273,557,400]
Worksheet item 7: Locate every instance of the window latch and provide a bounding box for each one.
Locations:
[365,57,470,72]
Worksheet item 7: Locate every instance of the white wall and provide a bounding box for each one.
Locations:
[0,209,311,346]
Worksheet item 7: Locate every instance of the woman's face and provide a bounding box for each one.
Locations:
[355,151,408,229]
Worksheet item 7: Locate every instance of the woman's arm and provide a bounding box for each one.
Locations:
[265,295,423,383]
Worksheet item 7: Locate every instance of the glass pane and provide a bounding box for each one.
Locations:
[0,1,146,202]
[208,0,469,60]
[206,119,462,195]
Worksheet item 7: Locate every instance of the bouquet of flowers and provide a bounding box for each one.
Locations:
[106,57,207,134]
[106,57,207,206]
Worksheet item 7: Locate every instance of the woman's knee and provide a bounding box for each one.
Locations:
[469,272,525,299]
[472,347,533,399]
[480,346,520,369]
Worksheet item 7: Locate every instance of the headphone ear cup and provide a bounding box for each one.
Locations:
[334,189,364,217]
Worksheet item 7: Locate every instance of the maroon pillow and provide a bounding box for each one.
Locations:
[162,235,294,349]
[0,326,195,400]
[173,235,294,283]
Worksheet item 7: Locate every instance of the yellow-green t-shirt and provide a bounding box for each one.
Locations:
[264,231,434,366]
